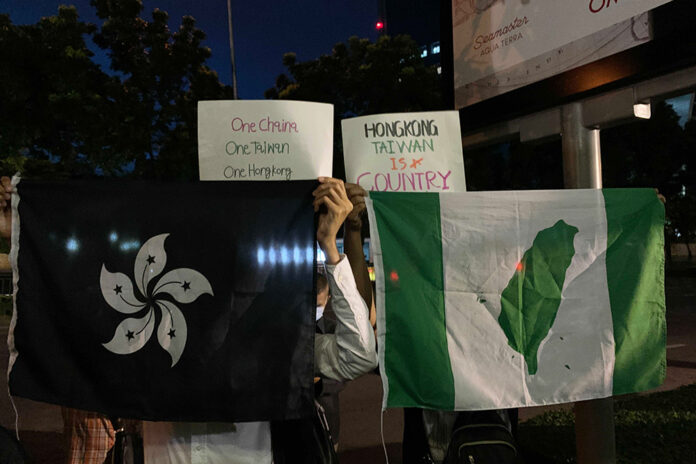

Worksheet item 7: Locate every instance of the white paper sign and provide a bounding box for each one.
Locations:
[452,0,672,107]
[198,100,333,181]
[342,111,466,192]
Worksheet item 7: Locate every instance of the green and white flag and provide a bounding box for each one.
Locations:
[366,189,665,410]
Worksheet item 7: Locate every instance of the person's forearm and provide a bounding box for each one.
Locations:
[343,225,372,310]
[314,257,377,381]
[318,237,340,265]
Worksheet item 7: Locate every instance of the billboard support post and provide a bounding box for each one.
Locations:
[561,102,602,189]
[562,102,616,464]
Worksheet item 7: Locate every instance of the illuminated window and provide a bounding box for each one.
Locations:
[431,42,440,54]
[420,46,428,58]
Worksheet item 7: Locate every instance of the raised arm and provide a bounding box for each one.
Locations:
[312,178,377,381]
[343,183,373,315]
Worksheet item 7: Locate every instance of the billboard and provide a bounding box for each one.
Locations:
[452,0,673,108]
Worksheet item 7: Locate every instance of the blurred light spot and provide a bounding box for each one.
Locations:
[257,247,266,265]
[280,247,290,264]
[119,240,141,252]
[66,238,80,253]
[390,270,399,282]
[317,249,326,263]
[293,246,302,264]
[306,246,313,264]
[109,232,118,243]
[269,248,277,264]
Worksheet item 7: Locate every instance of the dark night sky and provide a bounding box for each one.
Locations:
[3,0,380,99]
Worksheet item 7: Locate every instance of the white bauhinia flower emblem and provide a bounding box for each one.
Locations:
[101,234,213,367]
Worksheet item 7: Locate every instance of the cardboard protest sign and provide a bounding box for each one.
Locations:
[198,100,333,181]
[342,111,466,192]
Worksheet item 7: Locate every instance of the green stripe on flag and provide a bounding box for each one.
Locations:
[371,192,455,409]
[603,189,666,395]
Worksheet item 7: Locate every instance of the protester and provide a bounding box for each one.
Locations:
[314,272,347,452]
[142,177,377,463]
[61,408,116,464]
[314,271,346,451]
[1,176,376,463]
[314,182,376,451]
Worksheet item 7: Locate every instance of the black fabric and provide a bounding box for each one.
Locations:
[271,397,338,464]
[107,430,143,464]
[0,426,28,464]
[9,179,317,423]
[315,380,344,446]
[402,408,435,464]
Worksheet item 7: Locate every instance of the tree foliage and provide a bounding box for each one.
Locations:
[0,0,233,179]
[265,35,443,178]
[1,7,105,177]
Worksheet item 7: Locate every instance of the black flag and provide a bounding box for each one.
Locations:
[8,179,317,422]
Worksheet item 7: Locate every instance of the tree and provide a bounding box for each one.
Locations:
[265,35,443,179]
[0,7,111,177]
[90,0,233,179]
[0,0,233,179]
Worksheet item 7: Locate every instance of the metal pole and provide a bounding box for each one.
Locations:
[226,0,239,99]
[561,102,616,464]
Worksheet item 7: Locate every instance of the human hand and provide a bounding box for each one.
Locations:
[654,188,666,204]
[313,177,353,264]
[0,176,12,240]
[345,182,367,231]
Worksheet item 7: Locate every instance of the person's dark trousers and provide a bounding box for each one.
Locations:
[316,379,345,447]
[402,408,435,464]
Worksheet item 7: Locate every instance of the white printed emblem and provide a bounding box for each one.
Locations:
[101,234,213,366]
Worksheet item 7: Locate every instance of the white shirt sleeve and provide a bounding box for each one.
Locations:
[314,255,377,381]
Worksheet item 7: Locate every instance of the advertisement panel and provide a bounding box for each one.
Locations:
[453,0,673,108]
